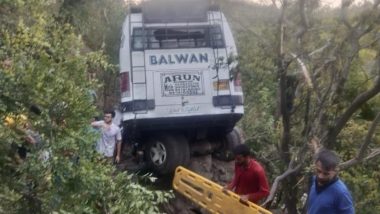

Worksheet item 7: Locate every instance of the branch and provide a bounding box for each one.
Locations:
[336,78,380,131]
[358,112,380,158]
[352,1,380,39]
[290,53,312,88]
[324,54,380,147]
[339,112,380,169]
[309,54,336,101]
[295,0,309,41]
[308,41,332,57]
[262,164,302,207]
[310,67,336,137]
[309,137,322,154]
[340,0,354,30]
[340,149,380,170]
[263,141,310,207]
[103,8,110,25]
[277,0,291,163]
[334,0,380,98]
[332,37,359,101]
[360,36,380,49]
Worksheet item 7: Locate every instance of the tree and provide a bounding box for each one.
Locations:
[0,1,171,213]
[221,0,379,212]
[259,0,380,212]
[58,0,127,110]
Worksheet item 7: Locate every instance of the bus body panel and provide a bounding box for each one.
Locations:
[120,9,243,131]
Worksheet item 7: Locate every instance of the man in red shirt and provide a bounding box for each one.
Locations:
[226,144,270,204]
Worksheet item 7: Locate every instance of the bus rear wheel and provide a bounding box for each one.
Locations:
[145,133,190,175]
[214,127,244,161]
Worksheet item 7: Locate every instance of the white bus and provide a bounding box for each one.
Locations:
[119,0,244,174]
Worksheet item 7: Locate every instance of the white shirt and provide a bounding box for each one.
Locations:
[93,121,122,157]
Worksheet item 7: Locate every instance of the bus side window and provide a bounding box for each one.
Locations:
[147,29,160,49]
[121,34,125,48]
[195,39,207,47]
[179,39,195,48]
[209,26,225,48]
[131,26,223,50]
[154,28,180,49]
[162,39,179,49]
[189,28,206,48]
[133,37,144,49]
[132,28,146,50]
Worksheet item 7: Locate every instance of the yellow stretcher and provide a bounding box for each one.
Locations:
[172,166,272,214]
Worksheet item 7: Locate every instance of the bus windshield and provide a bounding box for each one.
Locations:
[132,25,225,50]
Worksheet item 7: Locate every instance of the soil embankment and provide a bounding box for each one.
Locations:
[162,156,235,214]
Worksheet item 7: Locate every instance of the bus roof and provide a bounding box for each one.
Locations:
[142,0,211,23]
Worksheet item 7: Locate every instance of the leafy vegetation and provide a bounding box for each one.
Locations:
[1,0,379,213]
[0,0,171,213]
[221,0,380,213]
[58,0,126,109]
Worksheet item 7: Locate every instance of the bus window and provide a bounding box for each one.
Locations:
[178,39,195,48]
[147,29,160,49]
[209,26,224,48]
[132,28,147,50]
[131,25,224,50]
[186,28,207,48]
[162,39,179,48]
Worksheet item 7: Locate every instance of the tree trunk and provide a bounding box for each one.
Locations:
[284,177,298,214]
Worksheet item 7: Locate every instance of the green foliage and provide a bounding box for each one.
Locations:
[57,0,127,109]
[224,27,281,179]
[59,0,126,63]
[227,1,279,153]
[0,0,172,213]
[221,0,380,212]
[223,1,281,179]
[338,120,380,212]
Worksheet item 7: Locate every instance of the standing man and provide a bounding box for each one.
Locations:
[226,144,270,204]
[307,149,354,214]
[91,110,122,163]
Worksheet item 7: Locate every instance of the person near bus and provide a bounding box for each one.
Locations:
[91,110,122,163]
[226,144,270,204]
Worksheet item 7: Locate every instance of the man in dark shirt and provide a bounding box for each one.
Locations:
[307,149,354,214]
[226,144,270,204]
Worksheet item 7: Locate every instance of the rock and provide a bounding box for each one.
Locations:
[161,193,202,214]
[162,155,235,214]
[188,155,213,178]
[190,141,213,156]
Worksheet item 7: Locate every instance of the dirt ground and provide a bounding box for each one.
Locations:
[161,155,235,214]
[117,146,235,214]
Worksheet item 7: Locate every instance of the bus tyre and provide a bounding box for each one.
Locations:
[145,134,189,175]
[176,134,190,167]
[215,127,244,161]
